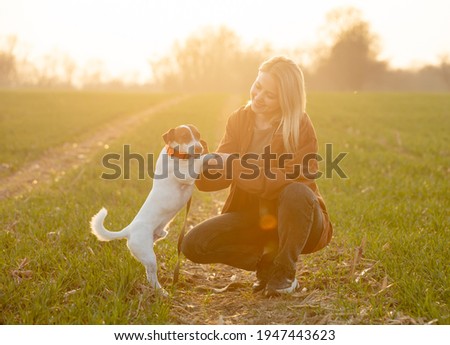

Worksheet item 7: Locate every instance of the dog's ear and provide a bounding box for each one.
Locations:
[200,139,209,154]
[162,128,175,144]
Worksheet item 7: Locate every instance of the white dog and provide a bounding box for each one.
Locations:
[90,124,205,296]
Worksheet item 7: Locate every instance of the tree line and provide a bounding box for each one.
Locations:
[1,7,449,91]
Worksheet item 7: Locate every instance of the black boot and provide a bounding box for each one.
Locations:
[252,253,275,293]
[265,263,298,296]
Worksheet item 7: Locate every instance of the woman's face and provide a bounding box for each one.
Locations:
[250,71,280,117]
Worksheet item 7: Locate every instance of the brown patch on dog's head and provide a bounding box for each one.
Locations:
[186,124,201,141]
[163,125,201,145]
[174,127,194,144]
[163,124,205,154]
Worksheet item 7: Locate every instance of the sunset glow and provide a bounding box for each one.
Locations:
[1,0,449,83]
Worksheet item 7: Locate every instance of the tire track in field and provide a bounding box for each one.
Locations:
[0,95,190,200]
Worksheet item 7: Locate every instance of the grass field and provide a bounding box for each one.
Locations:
[0,90,448,324]
[0,90,172,177]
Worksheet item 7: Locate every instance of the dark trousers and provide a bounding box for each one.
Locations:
[181,183,324,272]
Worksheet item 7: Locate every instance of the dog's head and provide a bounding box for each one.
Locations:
[162,124,206,157]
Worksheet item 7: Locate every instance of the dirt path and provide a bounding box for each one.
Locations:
[0,95,189,200]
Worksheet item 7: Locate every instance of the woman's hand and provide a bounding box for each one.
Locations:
[203,153,231,168]
[202,153,231,176]
[196,153,234,191]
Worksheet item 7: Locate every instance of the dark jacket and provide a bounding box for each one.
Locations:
[196,105,333,253]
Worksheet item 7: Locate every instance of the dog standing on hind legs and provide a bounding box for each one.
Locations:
[90,124,206,296]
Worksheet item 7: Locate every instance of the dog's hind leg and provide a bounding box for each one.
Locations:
[127,238,168,297]
[145,263,168,297]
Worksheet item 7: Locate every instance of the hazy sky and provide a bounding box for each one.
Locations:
[1,0,449,82]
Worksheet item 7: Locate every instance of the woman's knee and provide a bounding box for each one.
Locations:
[180,229,201,262]
[279,183,317,208]
[181,213,244,263]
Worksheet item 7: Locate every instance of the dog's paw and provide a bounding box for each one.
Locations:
[156,287,169,298]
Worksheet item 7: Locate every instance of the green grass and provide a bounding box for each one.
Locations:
[0,89,172,176]
[0,93,231,324]
[0,91,449,324]
[308,92,450,323]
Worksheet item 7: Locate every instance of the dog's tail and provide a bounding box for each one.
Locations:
[90,208,130,241]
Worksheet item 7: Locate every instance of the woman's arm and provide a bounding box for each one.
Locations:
[195,109,240,192]
[196,153,233,191]
[230,114,320,200]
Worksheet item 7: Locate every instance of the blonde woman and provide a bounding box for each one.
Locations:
[182,56,333,296]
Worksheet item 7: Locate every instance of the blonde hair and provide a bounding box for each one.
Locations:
[258,56,306,152]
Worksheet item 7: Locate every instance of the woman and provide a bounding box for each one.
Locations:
[182,56,333,296]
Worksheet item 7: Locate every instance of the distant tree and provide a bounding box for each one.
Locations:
[150,26,271,92]
[61,54,77,87]
[313,7,387,90]
[0,36,18,86]
[438,54,450,89]
[80,60,107,89]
